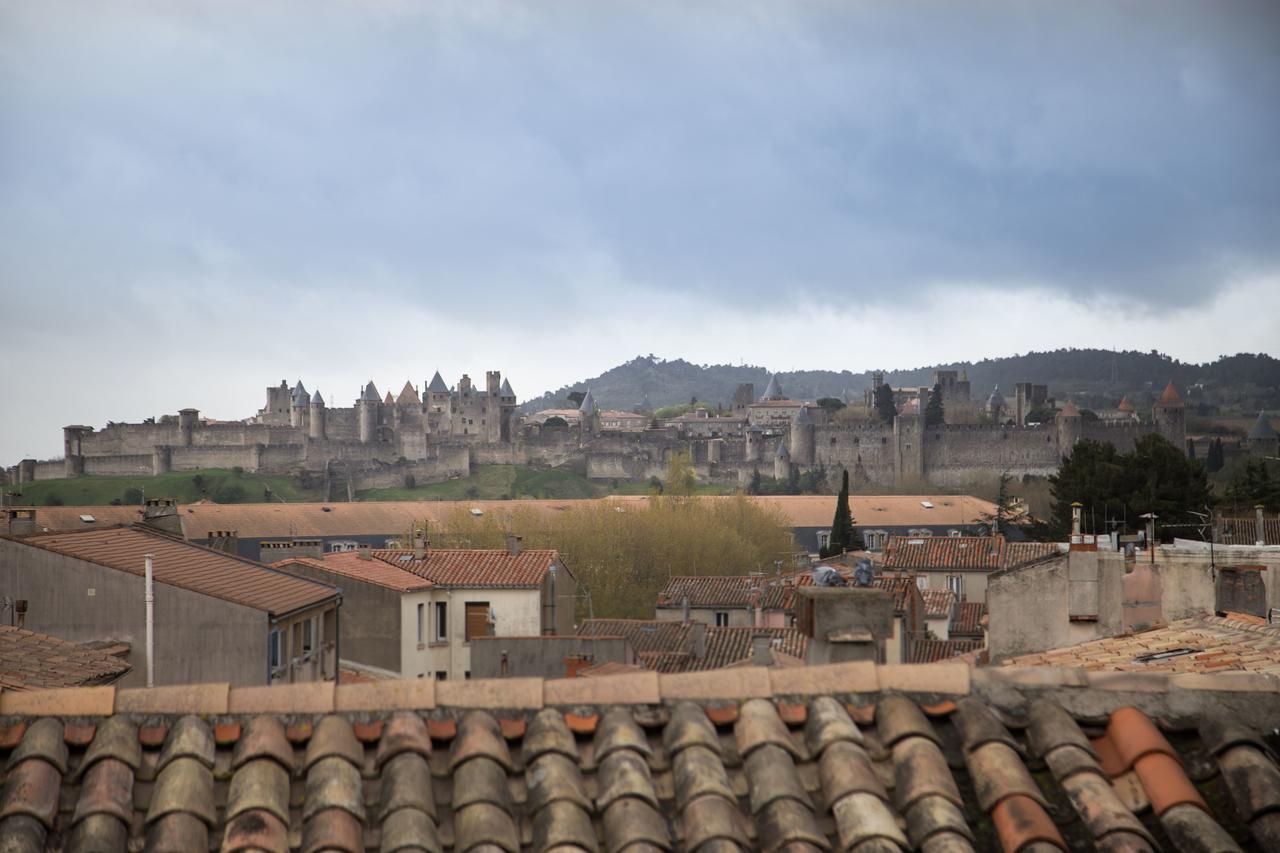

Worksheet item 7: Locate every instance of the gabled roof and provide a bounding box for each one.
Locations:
[656,575,771,609]
[1214,514,1280,546]
[7,526,339,617]
[372,548,560,589]
[952,600,987,636]
[871,576,918,614]
[396,381,421,406]
[0,663,1271,853]
[500,377,514,398]
[0,627,131,691]
[883,535,1063,573]
[383,391,395,406]
[1248,410,1278,441]
[909,636,983,664]
[1157,380,1185,407]
[274,553,433,593]
[427,371,449,393]
[759,374,783,400]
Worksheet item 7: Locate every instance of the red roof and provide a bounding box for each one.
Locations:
[871,576,919,614]
[576,620,807,672]
[11,526,339,617]
[909,637,984,664]
[1117,396,1135,413]
[883,535,1061,572]
[0,627,131,690]
[952,601,987,636]
[275,552,433,593]
[920,588,958,620]
[656,575,771,608]
[1157,380,1185,407]
[372,548,561,589]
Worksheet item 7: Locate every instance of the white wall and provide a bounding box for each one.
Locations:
[397,587,545,681]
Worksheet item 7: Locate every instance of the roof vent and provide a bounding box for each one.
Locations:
[470,508,484,516]
[1133,647,1201,664]
[79,514,95,523]
[908,539,925,545]
[921,501,934,509]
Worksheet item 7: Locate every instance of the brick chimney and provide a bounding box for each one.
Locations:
[206,530,239,555]
[2,509,37,537]
[140,498,182,536]
[412,528,427,560]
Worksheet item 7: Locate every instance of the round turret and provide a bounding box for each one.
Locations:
[987,386,1006,422]
[773,439,791,481]
[789,405,815,465]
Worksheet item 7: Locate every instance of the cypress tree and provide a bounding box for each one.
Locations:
[826,469,854,556]
[925,383,945,426]
[873,383,898,424]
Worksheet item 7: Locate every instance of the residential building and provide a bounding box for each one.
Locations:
[0,626,131,690]
[274,536,575,681]
[0,525,341,687]
[881,534,1063,602]
[920,587,958,640]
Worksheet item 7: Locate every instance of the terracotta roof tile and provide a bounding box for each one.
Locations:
[0,627,131,691]
[910,637,984,664]
[273,552,433,592]
[12,526,338,617]
[920,587,957,619]
[372,547,560,589]
[576,619,808,672]
[884,534,1062,572]
[0,667,1274,850]
[952,601,987,636]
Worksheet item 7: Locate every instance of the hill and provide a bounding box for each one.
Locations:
[524,351,1280,416]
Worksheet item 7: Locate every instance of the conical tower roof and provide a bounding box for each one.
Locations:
[1117,395,1134,413]
[500,377,514,398]
[1058,400,1081,418]
[427,371,448,393]
[987,385,1005,407]
[292,380,308,404]
[794,406,813,426]
[397,381,421,406]
[1249,410,1278,441]
[1157,380,1185,407]
[362,381,380,402]
[311,389,324,406]
[384,391,395,406]
[578,389,597,414]
[760,374,783,401]
[775,441,790,460]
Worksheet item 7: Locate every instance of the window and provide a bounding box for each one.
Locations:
[465,602,491,641]
[434,602,447,643]
[417,603,425,645]
[947,575,964,597]
[714,612,730,627]
[916,576,928,590]
[302,618,314,656]
[268,629,282,669]
[435,671,447,681]
[817,532,830,551]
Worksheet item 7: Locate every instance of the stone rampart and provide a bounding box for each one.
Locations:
[83,454,154,476]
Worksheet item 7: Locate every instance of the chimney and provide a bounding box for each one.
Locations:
[691,622,707,660]
[3,509,37,537]
[412,528,427,560]
[290,538,324,560]
[1257,505,1267,547]
[796,586,893,664]
[681,595,691,624]
[751,633,773,666]
[505,533,523,557]
[206,530,239,555]
[1070,502,1083,541]
[357,543,371,560]
[14,599,27,629]
[140,498,182,536]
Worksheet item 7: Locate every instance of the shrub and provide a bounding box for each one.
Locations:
[122,487,143,505]
[212,483,247,504]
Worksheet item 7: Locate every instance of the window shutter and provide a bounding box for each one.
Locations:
[465,602,491,641]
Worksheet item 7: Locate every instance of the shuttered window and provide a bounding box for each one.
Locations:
[465,602,491,641]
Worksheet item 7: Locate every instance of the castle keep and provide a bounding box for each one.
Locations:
[7,372,1188,492]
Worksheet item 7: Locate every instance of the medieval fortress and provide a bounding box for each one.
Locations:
[6,369,1189,494]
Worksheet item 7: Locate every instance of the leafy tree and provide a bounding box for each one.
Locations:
[924,384,945,426]
[748,469,763,496]
[1048,435,1211,539]
[567,391,586,407]
[1224,460,1280,512]
[873,383,897,425]
[191,474,206,493]
[122,487,143,505]
[1206,438,1225,473]
[211,483,246,504]
[978,472,1029,535]
[1025,405,1058,424]
[542,416,569,429]
[1079,409,1099,423]
[664,450,698,498]
[816,397,846,415]
[43,493,64,506]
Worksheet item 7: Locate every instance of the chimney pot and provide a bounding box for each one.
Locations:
[14,599,28,629]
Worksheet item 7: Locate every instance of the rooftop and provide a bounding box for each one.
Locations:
[272,552,433,594]
[1002,613,1280,674]
[883,534,1063,572]
[921,587,958,620]
[6,526,339,617]
[371,548,562,589]
[0,628,130,691]
[576,620,808,672]
[0,663,1274,851]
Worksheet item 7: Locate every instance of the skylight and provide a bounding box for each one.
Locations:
[1134,647,1201,664]
[79,514,95,523]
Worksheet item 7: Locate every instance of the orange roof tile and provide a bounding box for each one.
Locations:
[273,553,433,593]
[13,526,338,617]
[1157,380,1185,407]
[371,548,560,589]
[0,627,131,691]
[883,535,1061,572]
[920,588,957,619]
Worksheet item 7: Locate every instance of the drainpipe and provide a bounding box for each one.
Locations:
[334,601,341,685]
[1258,504,1267,548]
[144,553,155,687]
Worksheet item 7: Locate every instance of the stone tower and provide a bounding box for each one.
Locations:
[1245,411,1279,458]
[178,409,199,447]
[290,380,308,429]
[1152,381,1187,452]
[789,406,815,466]
[760,374,784,401]
[358,381,379,444]
[426,371,450,434]
[774,440,791,481]
[498,377,518,442]
[578,389,599,443]
[744,424,763,463]
[1056,400,1082,456]
[309,389,326,440]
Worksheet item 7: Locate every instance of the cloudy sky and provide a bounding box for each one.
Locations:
[2,1,1278,461]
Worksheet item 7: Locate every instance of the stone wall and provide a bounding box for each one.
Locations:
[83,454,154,476]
